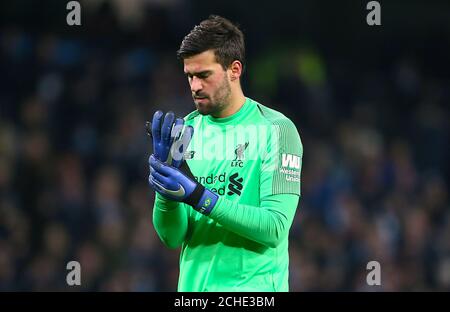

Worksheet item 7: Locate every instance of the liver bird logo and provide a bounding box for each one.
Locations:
[234,142,249,161]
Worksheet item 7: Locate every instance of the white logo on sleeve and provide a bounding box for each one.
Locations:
[281,154,300,169]
[280,154,301,183]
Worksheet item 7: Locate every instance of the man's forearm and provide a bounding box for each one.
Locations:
[208,194,299,248]
[152,193,189,248]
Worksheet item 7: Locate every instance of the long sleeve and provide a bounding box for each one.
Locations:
[209,193,299,248]
[207,110,302,248]
[152,193,189,248]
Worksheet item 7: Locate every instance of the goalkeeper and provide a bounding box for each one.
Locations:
[148,15,303,292]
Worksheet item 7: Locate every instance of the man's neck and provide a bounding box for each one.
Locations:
[214,89,246,118]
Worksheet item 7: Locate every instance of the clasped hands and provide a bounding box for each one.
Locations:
[147,111,218,215]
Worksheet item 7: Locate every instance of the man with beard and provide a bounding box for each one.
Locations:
[148,15,303,292]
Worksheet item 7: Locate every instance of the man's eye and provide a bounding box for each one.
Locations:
[187,73,209,79]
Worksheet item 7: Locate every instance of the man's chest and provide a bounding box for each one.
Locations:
[185,124,267,200]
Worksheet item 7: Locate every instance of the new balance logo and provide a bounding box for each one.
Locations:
[184,151,195,160]
[281,154,300,169]
[227,173,243,196]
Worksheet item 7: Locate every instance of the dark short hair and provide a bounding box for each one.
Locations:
[177,15,245,71]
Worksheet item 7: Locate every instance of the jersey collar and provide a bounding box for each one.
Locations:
[206,97,252,125]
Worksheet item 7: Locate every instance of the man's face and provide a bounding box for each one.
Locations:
[183,50,231,116]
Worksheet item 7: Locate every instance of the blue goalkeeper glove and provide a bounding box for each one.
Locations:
[149,155,219,215]
[147,110,215,213]
[147,111,192,168]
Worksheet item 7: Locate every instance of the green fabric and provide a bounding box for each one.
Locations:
[152,97,303,291]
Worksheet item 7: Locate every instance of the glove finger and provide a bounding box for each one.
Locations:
[161,111,175,147]
[149,154,173,177]
[148,172,156,187]
[150,168,173,189]
[171,118,185,141]
[149,173,165,193]
[181,125,194,148]
[166,118,185,165]
[152,111,163,143]
[171,125,194,168]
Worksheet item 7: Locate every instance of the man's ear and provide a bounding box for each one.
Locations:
[229,60,243,81]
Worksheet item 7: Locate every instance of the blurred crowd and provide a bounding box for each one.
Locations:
[0,1,449,291]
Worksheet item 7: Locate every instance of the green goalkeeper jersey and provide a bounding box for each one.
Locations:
[153,97,303,291]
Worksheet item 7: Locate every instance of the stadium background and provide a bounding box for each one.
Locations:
[0,0,449,291]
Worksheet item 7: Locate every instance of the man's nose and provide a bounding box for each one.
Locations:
[190,76,202,93]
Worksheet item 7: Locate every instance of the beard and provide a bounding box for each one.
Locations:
[194,76,231,116]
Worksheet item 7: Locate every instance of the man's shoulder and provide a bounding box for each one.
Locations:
[249,99,301,150]
[251,99,296,128]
